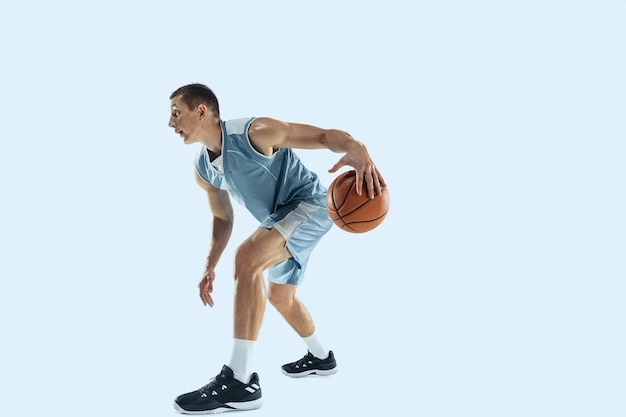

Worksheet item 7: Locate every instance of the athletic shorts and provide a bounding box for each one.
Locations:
[260,201,333,286]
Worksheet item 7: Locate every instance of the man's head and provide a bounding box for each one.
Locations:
[170,83,220,118]
[169,83,220,145]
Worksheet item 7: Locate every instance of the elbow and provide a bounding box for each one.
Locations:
[213,214,234,237]
[215,212,234,228]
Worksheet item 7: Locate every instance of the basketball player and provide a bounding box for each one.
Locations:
[168,84,385,414]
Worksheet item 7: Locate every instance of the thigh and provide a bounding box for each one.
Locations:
[236,227,292,271]
[267,282,298,302]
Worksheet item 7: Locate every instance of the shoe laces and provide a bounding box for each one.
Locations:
[294,351,316,368]
[199,371,229,395]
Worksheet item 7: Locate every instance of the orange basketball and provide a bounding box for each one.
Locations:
[325,170,390,233]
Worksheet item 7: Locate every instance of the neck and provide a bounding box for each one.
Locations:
[198,119,223,154]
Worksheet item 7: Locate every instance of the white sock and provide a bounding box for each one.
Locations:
[302,331,329,360]
[228,338,255,383]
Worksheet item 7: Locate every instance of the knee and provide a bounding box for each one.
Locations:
[267,288,294,311]
[233,244,262,282]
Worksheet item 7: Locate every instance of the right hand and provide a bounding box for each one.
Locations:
[198,267,216,307]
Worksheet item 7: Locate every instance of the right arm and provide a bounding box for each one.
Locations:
[194,169,234,307]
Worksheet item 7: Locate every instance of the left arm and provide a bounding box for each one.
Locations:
[249,117,386,198]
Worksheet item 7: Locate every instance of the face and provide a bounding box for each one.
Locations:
[168,96,202,144]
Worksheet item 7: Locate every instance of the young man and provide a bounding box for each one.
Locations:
[168,84,385,414]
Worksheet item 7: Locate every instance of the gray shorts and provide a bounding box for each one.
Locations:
[264,202,332,286]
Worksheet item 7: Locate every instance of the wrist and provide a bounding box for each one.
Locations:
[346,139,365,154]
[205,257,217,271]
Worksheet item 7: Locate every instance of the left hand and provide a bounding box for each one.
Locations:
[329,141,386,199]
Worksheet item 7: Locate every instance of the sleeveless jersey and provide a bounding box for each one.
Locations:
[194,118,328,224]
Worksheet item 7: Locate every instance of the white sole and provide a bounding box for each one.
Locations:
[281,367,338,378]
[174,398,263,414]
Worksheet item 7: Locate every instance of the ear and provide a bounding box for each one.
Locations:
[197,103,208,119]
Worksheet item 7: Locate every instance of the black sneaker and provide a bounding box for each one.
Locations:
[281,350,338,378]
[174,365,263,414]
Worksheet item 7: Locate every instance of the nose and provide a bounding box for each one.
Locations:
[168,117,175,128]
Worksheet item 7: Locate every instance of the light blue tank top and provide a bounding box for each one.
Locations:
[194,118,328,224]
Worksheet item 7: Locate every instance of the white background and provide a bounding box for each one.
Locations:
[1,1,624,416]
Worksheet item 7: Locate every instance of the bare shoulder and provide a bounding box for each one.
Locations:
[249,117,288,137]
[248,117,289,155]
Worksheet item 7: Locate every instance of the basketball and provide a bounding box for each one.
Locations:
[325,170,390,233]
